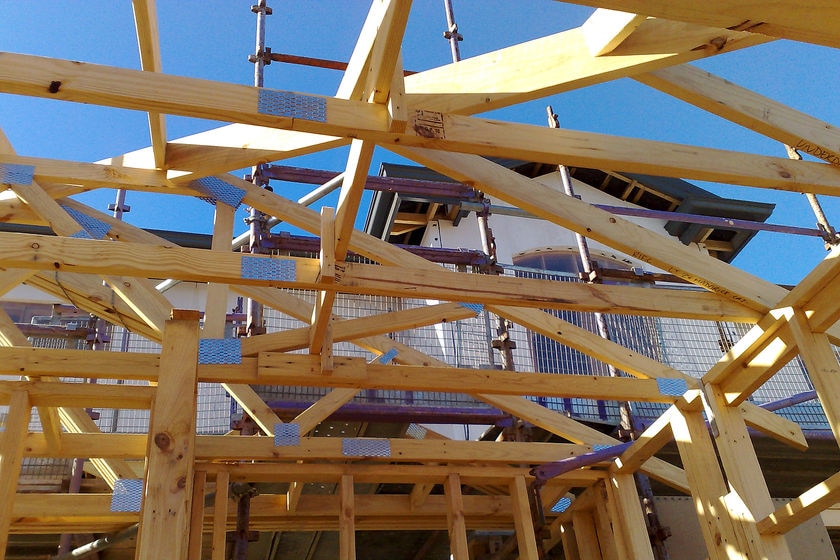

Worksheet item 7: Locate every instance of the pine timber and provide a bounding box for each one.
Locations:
[239,302,478,355]
[571,510,603,560]
[0,307,136,489]
[636,64,840,167]
[199,462,599,487]
[89,15,764,178]
[593,483,621,560]
[476,393,690,494]
[339,474,356,560]
[3,3,840,559]
[701,383,795,559]
[510,475,541,560]
[404,16,766,115]
[444,473,470,560]
[198,203,280,435]
[757,469,840,535]
[204,202,236,339]
[256,352,692,402]
[136,313,200,559]
[22,432,593,465]
[130,0,167,169]
[557,0,840,49]
[211,470,229,560]
[8,492,557,533]
[580,9,647,56]
[292,388,360,435]
[607,473,656,560]
[787,312,840,443]
[5,167,171,335]
[0,390,31,555]
[669,408,746,560]
[187,470,207,560]
[0,229,762,321]
[10,55,840,196]
[0,307,61,451]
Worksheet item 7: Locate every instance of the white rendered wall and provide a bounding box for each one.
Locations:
[420,171,708,270]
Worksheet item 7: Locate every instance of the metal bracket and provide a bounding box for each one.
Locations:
[257,89,326,122]
[198,338,242,365]
[0,163,35,185]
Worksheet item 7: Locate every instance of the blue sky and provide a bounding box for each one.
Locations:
[2,1,840,285]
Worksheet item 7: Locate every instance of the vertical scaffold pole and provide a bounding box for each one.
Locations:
[547,105,670,560]
[785,144,840,248]
[244,0,273,338]
[442,0,463,63]
[232,4,273,559]
[441,0,515,372]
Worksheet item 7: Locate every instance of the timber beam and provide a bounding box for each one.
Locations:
[22,433,594,465]
[0,348,693,404]
[0,230,759,321]
[6,52,840,196]
[557,0,840,49]
[9,492,555,534]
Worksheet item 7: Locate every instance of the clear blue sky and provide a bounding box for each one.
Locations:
[2,1,840,286]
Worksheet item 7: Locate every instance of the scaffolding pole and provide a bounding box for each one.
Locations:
[548,105,670,559]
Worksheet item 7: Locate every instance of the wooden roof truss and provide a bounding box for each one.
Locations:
[2,2,840,559]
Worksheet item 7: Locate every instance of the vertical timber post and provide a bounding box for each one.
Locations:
[187,470,207,559]
[211,471,230,560]
[669,408,745,560]
[510,475,540,560]
[444,473,470,560]
[606,473,655,560]
[135,310,200,560]
[339,474,356,560]
[571,510,603,560]
[0,390,31,558]
[703,383,794,560]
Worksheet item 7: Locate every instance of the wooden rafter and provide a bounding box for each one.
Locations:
[130,0,167,168]
[558,0,840,49]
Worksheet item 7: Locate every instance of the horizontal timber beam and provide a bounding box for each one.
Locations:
[0,231,758,321]
[96,16,764,180]
[335,262,760,322]
[199,462,602,486]
[0,349,691,404]
[255,353,693,402]
[6,52,840,195]
[9,492,548,534]
[23,433,593,465]
[0,380,154,409]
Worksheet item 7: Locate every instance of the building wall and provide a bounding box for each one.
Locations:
[420,171,698,269]
[654,496,837,560]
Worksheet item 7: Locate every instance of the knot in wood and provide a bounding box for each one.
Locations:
[177,475,187,489]
[154,431,173,451]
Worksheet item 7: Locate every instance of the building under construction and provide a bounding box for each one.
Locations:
[2,1,840,559]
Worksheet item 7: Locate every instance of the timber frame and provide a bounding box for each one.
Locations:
[2,2,840,559]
